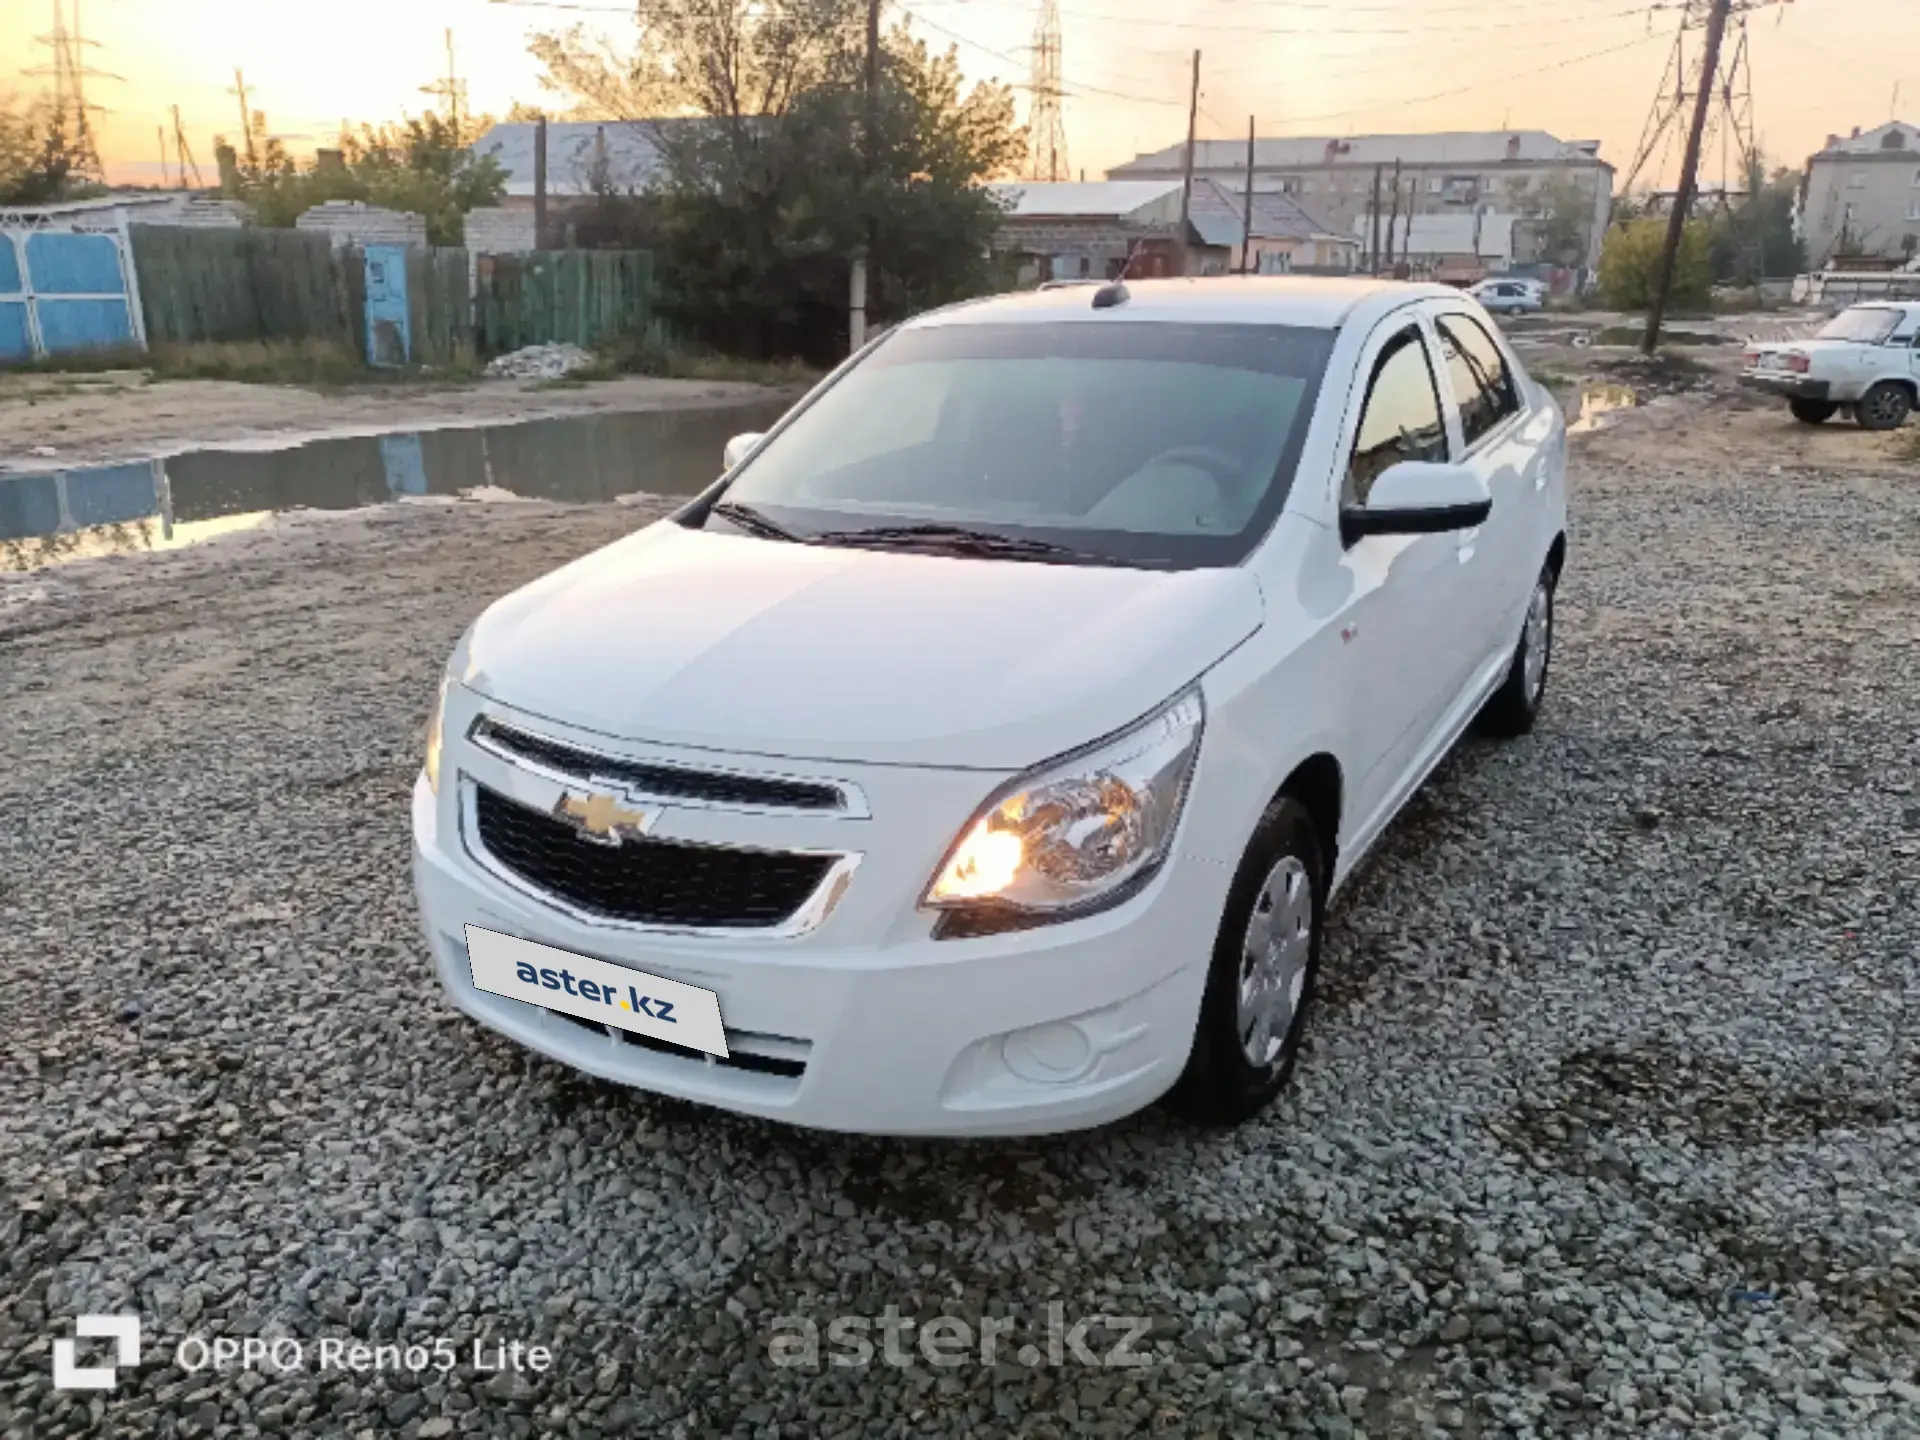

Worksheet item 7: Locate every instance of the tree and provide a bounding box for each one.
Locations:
[1596,217,1712,311]
[220,110,506,246]
[1526,174,1593,268]
[0,91,105,205]
[530,7,1022,361]
[1707,159,1804,285]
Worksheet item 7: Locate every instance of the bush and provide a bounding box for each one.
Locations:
[1597,219,1712,311]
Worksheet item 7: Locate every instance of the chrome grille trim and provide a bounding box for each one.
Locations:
[470,716,870,819]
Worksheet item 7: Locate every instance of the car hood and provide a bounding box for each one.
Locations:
[456,521,1265,769]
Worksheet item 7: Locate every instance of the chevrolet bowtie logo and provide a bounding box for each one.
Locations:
[552,790,654,845]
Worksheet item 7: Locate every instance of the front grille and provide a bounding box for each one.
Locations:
[474,785,835,928]
[477,721,845,812]
[546,1008,809,1079]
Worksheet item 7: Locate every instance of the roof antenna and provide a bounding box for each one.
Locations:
[1094,241,1137,308]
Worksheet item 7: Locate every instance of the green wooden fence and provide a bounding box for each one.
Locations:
[475,251,655,355]
[130,226,362,353]
[129,228,656,365]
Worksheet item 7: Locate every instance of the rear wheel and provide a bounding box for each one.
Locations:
[1789,398,1837,425]
[1855,382,1913,432]
[1174,797,1325,1125]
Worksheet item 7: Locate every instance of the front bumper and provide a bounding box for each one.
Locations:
[412,741,1229,1135]
[1740,372,1832,402]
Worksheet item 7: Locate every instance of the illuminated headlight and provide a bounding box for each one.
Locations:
[923,688,1204,928]
[424,676,450,795]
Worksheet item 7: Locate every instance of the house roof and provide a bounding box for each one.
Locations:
[468,120,705,197]
[1111,129,1608,175]
[1812,120,1920,157]
[984,180,1183,218]
[1185,178,1352,248]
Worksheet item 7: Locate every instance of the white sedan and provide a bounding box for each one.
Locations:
[1466,278,1544,315]
[412,277,1569,1136]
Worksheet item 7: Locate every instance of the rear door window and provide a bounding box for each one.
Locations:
[1435,313,1522,448]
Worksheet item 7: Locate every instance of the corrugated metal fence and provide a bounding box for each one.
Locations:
[125,227,655,367]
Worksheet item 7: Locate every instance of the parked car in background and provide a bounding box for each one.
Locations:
[1467,279,1544,315]
[413,277,1569,1136]
[1741,302,1920,430]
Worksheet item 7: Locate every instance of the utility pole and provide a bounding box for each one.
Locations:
[1643,0,1731,354]
[229,68,256,169]
[1239,115,1256,275]
[170,105,200,188]
[1368,164,1383,274]
[1384,160,1403,273]
[533,115,548,250]
[1175,49,1201,277]
[852,0,882,353]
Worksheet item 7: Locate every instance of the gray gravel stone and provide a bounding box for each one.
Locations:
[2,393,1916,1437]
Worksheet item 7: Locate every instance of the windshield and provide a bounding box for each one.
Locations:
[1817,307,1901,343]
[704,320,1336,567]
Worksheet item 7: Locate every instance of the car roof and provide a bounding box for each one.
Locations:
[907,276,1459,333]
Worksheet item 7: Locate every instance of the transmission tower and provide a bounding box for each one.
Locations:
[23,0,121,183]
[1620,0,1778,203]
[1027,0,1069,183]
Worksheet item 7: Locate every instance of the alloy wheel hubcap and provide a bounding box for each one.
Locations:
[1866,390,1905,425]
[1523,580,1552,703]
[1238,855,1312,1067]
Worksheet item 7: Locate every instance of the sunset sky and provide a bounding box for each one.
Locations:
[2,0,1913,191]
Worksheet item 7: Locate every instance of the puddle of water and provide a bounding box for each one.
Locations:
[0,401,789,572]
[1567,383,1640,434]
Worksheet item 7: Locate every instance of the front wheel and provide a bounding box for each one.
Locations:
[1855,382,1913,432]
[1479,561,1556,737]
[1173,797,1325,1126]
[1789,398,1837,425]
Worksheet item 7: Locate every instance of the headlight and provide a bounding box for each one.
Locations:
[923,687,1204,928]
[424,677,450,794]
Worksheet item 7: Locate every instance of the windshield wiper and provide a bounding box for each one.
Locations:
[809,523,1128,566]
[709,500,803,543]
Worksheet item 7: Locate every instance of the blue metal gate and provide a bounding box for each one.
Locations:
[0,222,144,361]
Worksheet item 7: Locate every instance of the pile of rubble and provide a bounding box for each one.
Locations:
[482,343,598,380]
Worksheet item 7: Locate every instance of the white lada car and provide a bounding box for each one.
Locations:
[412,277,1569,1136]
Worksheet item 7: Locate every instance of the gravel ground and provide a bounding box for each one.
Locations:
[2,405,1917,1439]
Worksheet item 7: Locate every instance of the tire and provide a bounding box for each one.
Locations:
[1173,796,1326,1125]
[1789,398,1837,425]
[1479,560,1556,738]
[1855,382,1913,432]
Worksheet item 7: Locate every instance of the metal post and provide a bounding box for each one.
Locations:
[533,116,548,252]
[1643,0,1732,354]
[1369,165,1383,275]
[1176,50,1200,277]
[1239,116,1255,275]
[849,248,868,354]
[1384,160,1402,273]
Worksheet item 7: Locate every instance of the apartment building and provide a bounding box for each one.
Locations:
[1798,121,1920,267]
[1108,129,1614,272]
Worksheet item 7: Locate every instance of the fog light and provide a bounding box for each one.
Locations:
[1001,1021,1094,1085]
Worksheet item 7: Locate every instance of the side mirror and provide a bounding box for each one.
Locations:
[723,432,765,471]
[1341,461,1492,545]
